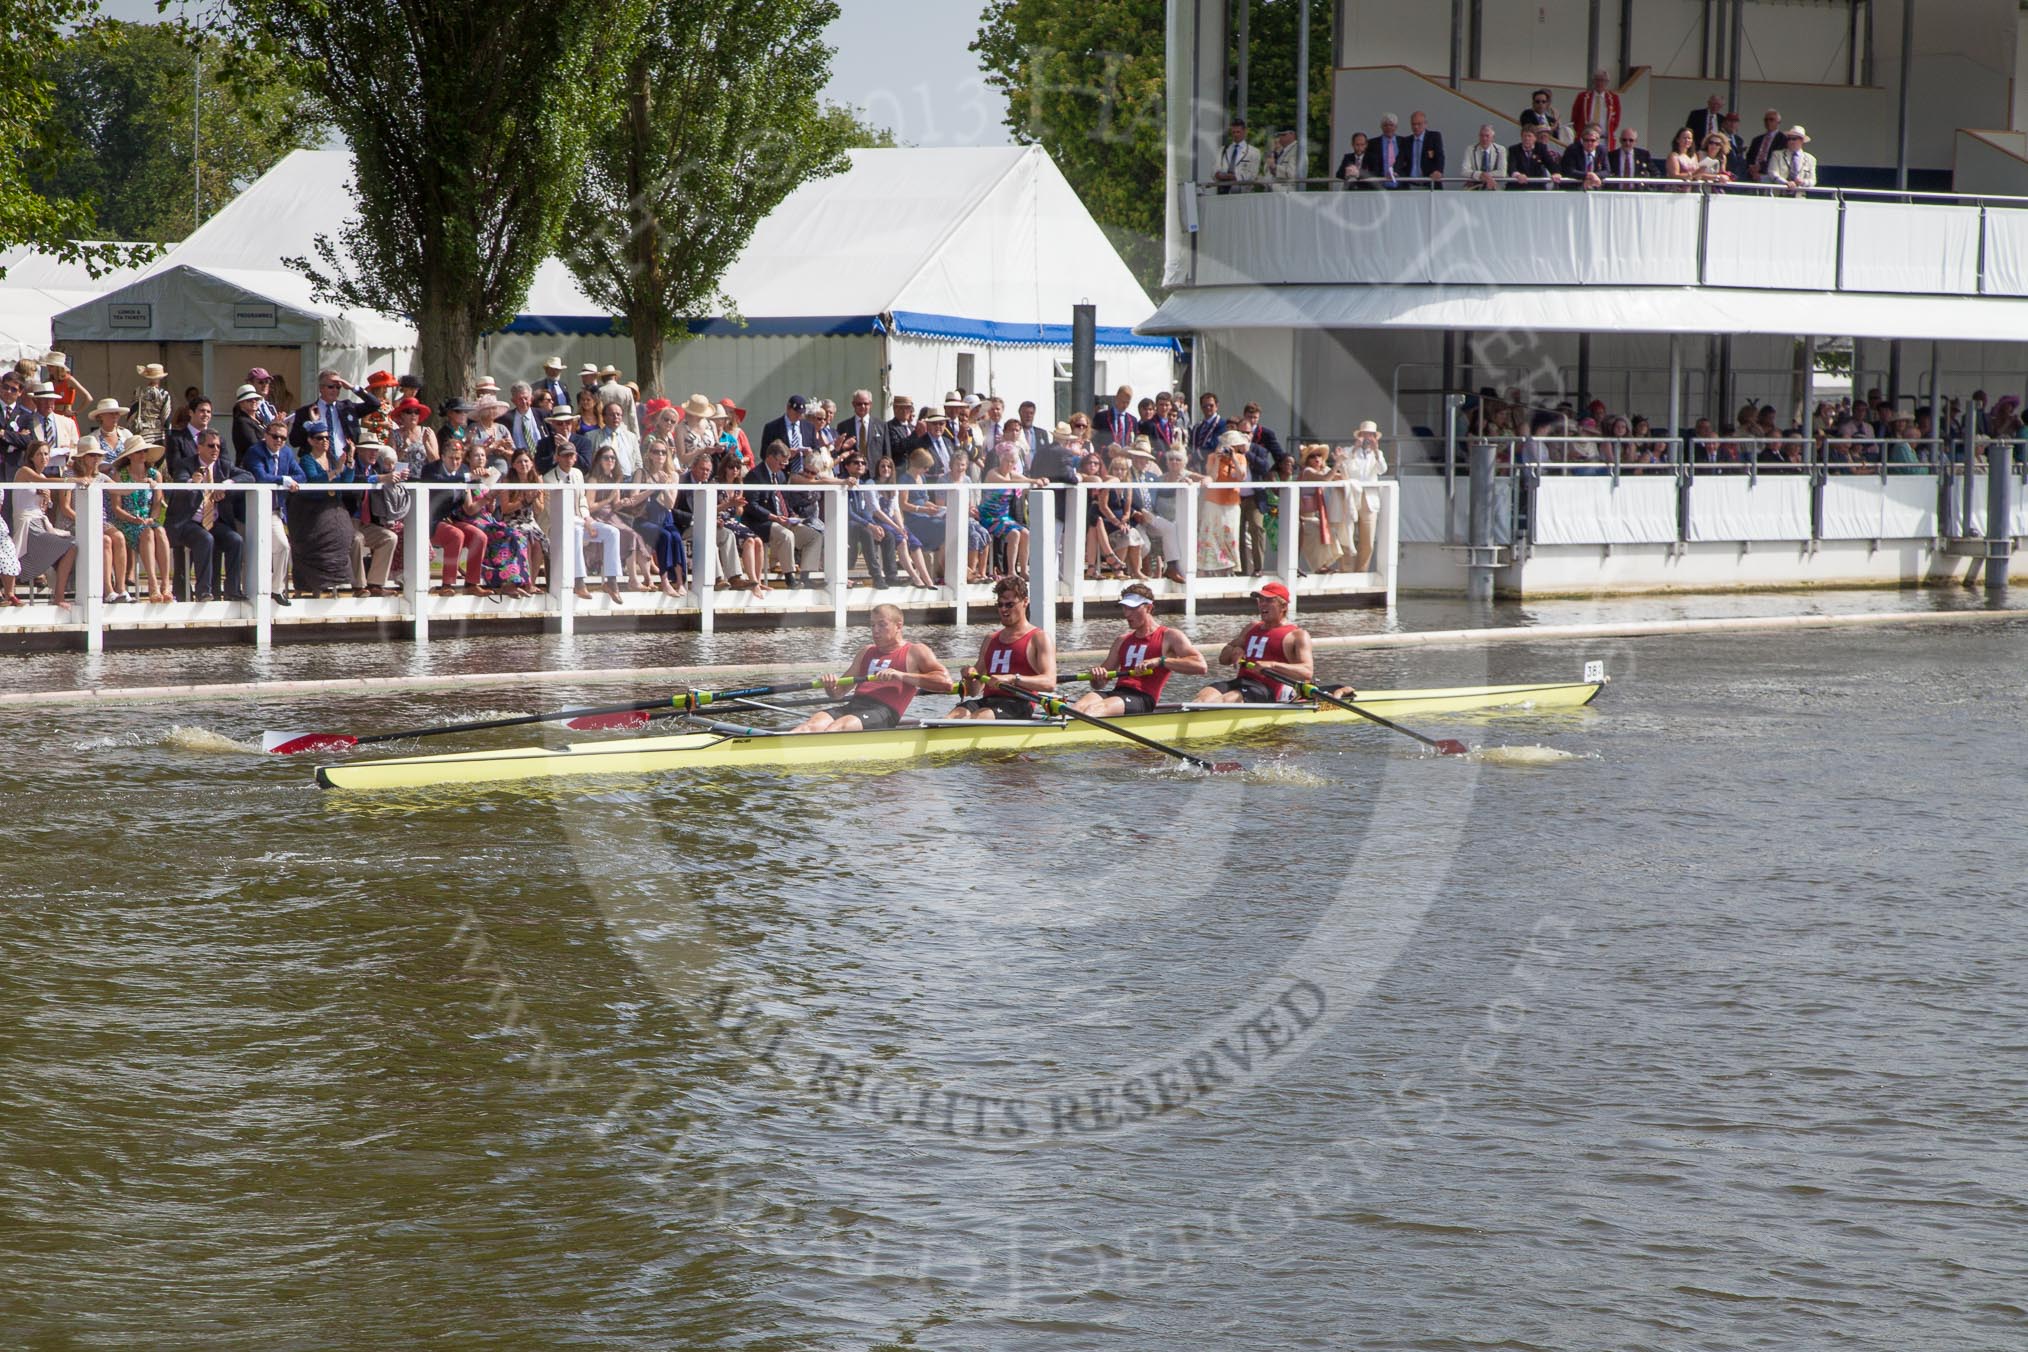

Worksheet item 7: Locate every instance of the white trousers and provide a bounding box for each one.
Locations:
[574,518,622,579]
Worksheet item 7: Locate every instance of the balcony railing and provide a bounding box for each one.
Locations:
[1182,178,2028,297]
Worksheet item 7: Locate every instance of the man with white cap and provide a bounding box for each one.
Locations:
[594,363,635,433]
[1768,126,1816,194]
[536,358,571,413]
[1072,582,1208,716]
[27,382,78,457]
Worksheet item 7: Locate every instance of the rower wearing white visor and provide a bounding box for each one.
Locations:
[1072,582,1207,716]
[792,603,951,733]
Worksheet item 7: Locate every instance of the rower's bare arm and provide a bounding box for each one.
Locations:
[1164,630,1211,676]
[1024,629,1059,692]
[907,644,953,692]
[1218,635,1245,666]
[1283,629,1316,682]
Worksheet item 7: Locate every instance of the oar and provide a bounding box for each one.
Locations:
[1249,662,1469,756]
[264,694,691,755]
[564,677,869,730]
[987,679,1240,774]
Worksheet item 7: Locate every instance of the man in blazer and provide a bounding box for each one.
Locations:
[1462,124,1505,188]
[885,394,921,465]
[291,369,374,456]
[1767,127,1818,194]
[1404,111,1444,185]
[1264,128,1304,189]
[1559,125,1607,189]
[759,394,814,457]
[1362,114,1406,185]
[836,388,893,475]
[164,395,220,479]
[1096,386,1138,449]
[1212,119,1262,191]
[1508,127,1558,187]
[1685,93,1726,144]
[1013,400,1051,467]
[1744,108,1786,181]
[1570,70,1621,143]
[1605,128,1655,187]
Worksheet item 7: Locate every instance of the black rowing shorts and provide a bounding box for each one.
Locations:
[1112,687,1157,715]
[838,694,903,730]
[1203,676,1293,704]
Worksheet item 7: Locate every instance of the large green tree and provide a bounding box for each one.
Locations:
[0,0,149,275]
[558,0,852,398]
[221,0,648,394]
[28,20,326,243]
[974,0,1333,294]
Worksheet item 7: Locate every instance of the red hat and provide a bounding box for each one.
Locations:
[1251,581,1292,603]
[246,367,272,382]
[394,397,431,419]
[717,395,747,422]
[365,369,398,389]
[641,397,673,421]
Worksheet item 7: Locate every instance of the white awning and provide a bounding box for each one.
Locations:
[1138,284,2028,342]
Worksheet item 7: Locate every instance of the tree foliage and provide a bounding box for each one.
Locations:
[0,0,151,275]
[220,0,649,392]
[974,0,1167,292]
[27,20,327,243]
[974,0,1333,295]
[557,0,852,398]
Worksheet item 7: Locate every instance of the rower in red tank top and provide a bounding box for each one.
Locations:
[1073,582,1208,717]
[791,604,951,734]
[1195,580,1316,704]
[948,575,1059,721]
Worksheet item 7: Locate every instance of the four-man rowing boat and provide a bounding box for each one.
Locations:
[314,679,1603,792]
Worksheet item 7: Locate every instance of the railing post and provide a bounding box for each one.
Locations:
[550,482,576,637]
[1180,480,1200,617]
[1067,481,1087,624]
[407,482,431,644]
[827,484,849,629]
[250,485,273,648]
[1377,480,1399,608]
[1031,489,1056,644]
[943,480,969,627]
[1277,481,1300,616]
[79,481,105,653]
[695,483,716,636]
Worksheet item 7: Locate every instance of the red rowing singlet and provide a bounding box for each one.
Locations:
[1113,625,1169,703]
[980,626,1039,681]
[856,640,916,716]
[1239,621,1300,699]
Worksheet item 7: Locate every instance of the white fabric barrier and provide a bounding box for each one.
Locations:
[1819,475,1940,539]
[1685,476,1812,542]
[1962,475,2028,537]
[1531,477,1679,545]
[1395,474,1511,545]
[1839,203,1982,295]
[1702,196,1838,290]
[1983,212,2028,297]
[1195,190,1700,288]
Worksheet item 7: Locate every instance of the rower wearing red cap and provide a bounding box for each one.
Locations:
[1194,579,1315,704]
[791,603,951,733]
[1072,582,1208,716]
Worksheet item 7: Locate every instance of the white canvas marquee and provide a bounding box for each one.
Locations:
[0,243,153,362]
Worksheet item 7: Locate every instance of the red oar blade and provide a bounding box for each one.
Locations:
[263,730,358,755]
[565,711,654,731]
[1210,760,1244,774]
[1434,739,1470,757]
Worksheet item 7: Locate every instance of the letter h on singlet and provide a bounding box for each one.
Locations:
[1245,635,1271,659]
[988,649,1014,674]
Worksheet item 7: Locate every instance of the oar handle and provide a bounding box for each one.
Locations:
[1067,664,1161,683]
[687,676,853,708]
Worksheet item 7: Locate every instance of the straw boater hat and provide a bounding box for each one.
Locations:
[135,362,168,380]
[598,364,620,379]
[473,376,499,394]
[1356,420,1380,435]
[580,363,599,377]
[233,384,261,404]
[942,389,964,406]
[1053,421,1075,440]
[921,410,948,424]
[544,407,578,424]
[681,392,719,420]
[1123,435,1159,461]
[1788,125,1810,143]
[111,440,160,468]
[543,356,565,373]
[29,381,58,399]
[88,397,130,420]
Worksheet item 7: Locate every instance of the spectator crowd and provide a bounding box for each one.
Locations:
[0,352,1394,610]
[1213,79,1819,194]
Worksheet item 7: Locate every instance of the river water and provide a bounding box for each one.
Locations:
[5,593,2026,1350]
